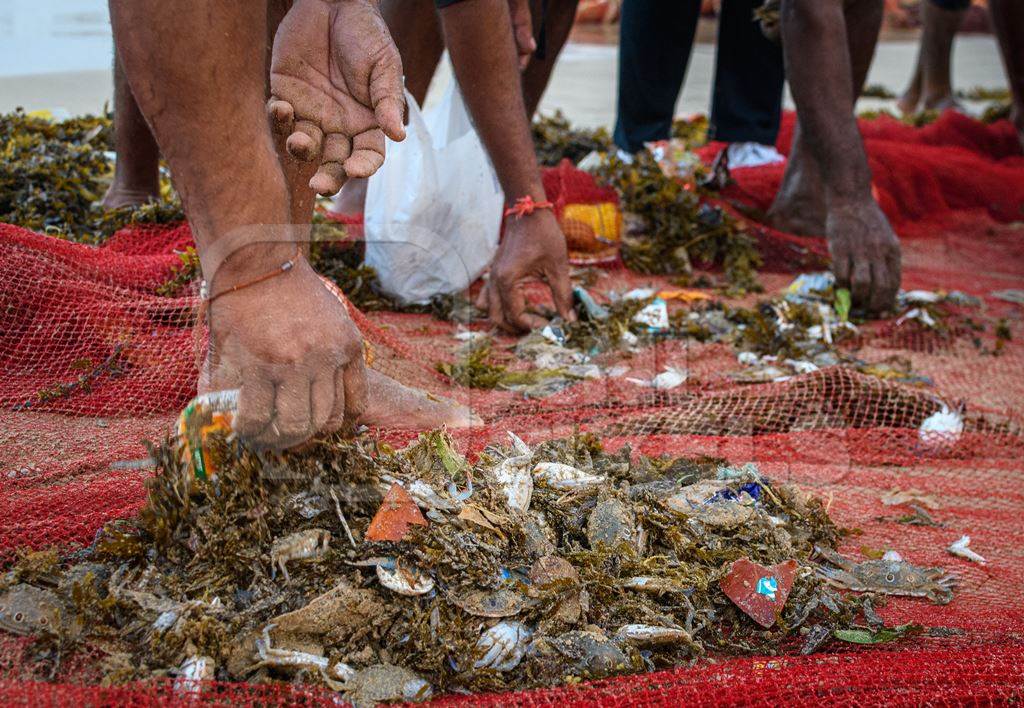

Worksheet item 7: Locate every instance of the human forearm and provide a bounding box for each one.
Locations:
[440,0,545,203]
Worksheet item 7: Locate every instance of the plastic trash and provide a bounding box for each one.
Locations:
[364,78,504,304]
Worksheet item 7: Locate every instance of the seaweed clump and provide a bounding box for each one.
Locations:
[531,111,612,167]
[0,110,183,243]
[0,427,909,698]
[594,152,762,294]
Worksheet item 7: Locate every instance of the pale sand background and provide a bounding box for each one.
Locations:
[0,0,1009,126]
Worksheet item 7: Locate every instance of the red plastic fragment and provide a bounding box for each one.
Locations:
[365,483,427,542]
[720,557,798,628]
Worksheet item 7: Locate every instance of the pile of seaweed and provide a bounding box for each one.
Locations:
[0,428,933,702]
[0,110,183,244]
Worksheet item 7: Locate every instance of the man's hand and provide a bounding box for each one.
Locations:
[476,208,576,332]
[826,199,901,314]
[508,0,536,69]
[203,250,368,450]
[269,0,405,196]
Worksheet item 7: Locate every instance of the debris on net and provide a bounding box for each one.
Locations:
[0,110,183,243]
[0,427,952,699]
[531,111,612,167]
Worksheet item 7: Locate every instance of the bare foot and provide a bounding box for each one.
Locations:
[101,182,159,210]
[767,133,826,236]
[897,68,922,116]
[826,199,901,314]
[360,369,481,429]
[921,91,963,113]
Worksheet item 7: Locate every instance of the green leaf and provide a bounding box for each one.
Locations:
[833,623,922,644]
[835,288,852,322]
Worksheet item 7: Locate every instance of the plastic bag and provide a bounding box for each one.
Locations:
[364,78,503,304]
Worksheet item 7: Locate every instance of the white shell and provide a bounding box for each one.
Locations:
[614,624,692,646]
[376,561,435,596]
[948,535,986,564]
[533,462,607,490]
[507,431,532,456]
[493,454,533,512]
[627,367,688,390]
[633,298,669,330]
[473,621,533,671]
[919,405,964,449]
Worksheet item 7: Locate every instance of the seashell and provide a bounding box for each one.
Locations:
[346,664,432,706]
[613,624,692,646]
[174,655,214,692]
[453,588,528,618]
[919,405,963,449]
[948,535,985,564]
[664,480,754,529]
[492,454,533,513]
[507,431,532,456]
[531,630,631,679]
[376,560,434,596]
[586,499,636,549]
[619,576,687,595]
[399,478,461,513]
[533,462,606,490]
[626,366,687,390]
[528,555,579,589]
[473,621,533,671]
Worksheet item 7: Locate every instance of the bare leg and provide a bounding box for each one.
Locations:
[989,0,1024,151]
[440,0,574,331]
[898,58,923,116]
[917,1,964,112]
[775,0,900,312]
[522,0,580,117]
[102,51,160,209]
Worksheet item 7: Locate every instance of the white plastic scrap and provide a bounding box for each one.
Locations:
[626,367,688,391]
[633,298,670,331]
[621,287,656,301]
[918,405,964,449]
[948,535,986,565]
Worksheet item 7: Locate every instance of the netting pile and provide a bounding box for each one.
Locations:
[2,111,1023,704]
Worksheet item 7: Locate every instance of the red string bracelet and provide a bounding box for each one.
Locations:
[202,244,302,305]
[504,195,554,219]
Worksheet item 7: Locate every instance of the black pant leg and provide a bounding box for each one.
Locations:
[613,0,701,153]
[708,0,785,145]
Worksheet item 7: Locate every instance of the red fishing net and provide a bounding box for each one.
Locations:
[1,111,1023,704]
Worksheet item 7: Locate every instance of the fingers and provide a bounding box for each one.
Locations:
[286,120,324,162]
[342,354,369,422]
[344,129,386,178]
[849,258,873,312]
[268,369,315,449]
[309,133,353,196]
[495,273,547,333]
[870,245,902,313]
[547,265,576,323]
[235,370,276,443]
[368,55,406,141]
[268,98,295,136]
[310,370,335,435]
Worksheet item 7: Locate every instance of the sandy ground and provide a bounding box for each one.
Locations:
[0,0,1010,126]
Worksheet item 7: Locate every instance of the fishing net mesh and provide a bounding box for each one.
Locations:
[1,111,1023,704]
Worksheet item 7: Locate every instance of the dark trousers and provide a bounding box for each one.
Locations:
[613,0,786,152]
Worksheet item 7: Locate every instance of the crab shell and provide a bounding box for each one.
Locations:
[614,624,692,647]
[376,561,435,596]
[533,462,607,490]
[492,454,534,512]
[473,621,533,671]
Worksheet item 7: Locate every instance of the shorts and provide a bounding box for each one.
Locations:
[930,0,970,11]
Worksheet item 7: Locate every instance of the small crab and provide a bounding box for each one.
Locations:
[270,529,330,582]
[0,584,63,636]
[815,546,956,605]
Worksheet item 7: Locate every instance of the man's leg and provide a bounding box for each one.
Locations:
[773,0,900,312]
[521,0,580,117]
[102,51,161,209]
[898,0,966,115]
[439,0,574,331]
[709,0,785,147]
[612,0,700,153]
[990,0,1024,151]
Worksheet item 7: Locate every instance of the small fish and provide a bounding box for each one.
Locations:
[376,560,435,596]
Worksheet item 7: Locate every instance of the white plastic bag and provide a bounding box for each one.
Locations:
[364,79,503,304]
